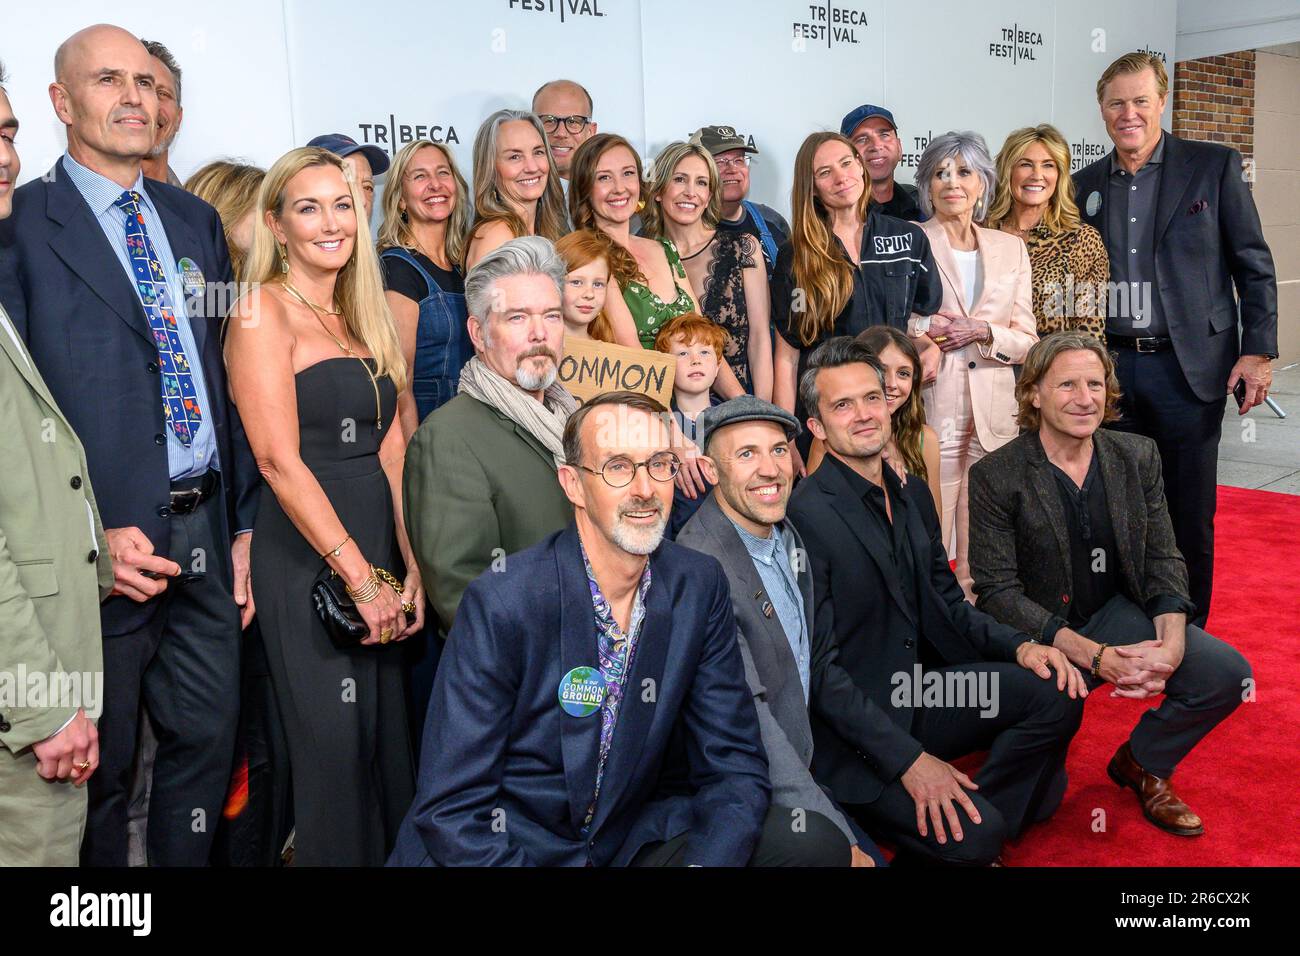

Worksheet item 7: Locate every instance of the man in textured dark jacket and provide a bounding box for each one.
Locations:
[969,332,1252,838]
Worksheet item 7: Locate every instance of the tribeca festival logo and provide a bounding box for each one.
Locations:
[988,21,1045,64]
[507,0,606,22]
[1136,43,1167,64]
[792,3,867,49]
[1069,135,1110,172]
[354,115,461,158]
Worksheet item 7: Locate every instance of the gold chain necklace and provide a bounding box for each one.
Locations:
[281,281,384,432]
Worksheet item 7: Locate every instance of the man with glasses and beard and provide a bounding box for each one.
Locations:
[403,237,577,632]
[390,391,771,866]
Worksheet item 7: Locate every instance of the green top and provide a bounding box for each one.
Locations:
[623,238,696,349]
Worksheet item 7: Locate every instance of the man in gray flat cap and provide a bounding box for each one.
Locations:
[677,396,882,866]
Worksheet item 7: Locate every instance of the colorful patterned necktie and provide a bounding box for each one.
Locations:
[115,190,202,446]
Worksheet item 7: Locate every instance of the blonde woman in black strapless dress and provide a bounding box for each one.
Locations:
[225,147,422,866]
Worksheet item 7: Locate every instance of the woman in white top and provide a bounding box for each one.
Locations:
[914,131,1037,599]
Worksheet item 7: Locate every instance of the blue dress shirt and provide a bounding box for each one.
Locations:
[62,152,218,481]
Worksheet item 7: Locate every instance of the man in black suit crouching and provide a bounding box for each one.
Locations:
[787,337,1086,865]
[969,332,1251,838]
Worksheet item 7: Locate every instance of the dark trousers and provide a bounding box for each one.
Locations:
[1077,593,1251,778]
[844,663,1084,866]
[631,805,852,867]
[1109,347,1225,626]
[82,491,241,866]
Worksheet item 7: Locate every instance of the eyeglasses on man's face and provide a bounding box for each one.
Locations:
[579,452,681,488]
[714,155,751,171]
[539,114,591,135]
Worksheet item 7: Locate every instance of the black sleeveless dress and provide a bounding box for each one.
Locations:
[251,357,414,866]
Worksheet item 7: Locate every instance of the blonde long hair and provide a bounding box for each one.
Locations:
[640,140,721,239]
[468,110,567,258]
[790,131,871,347]
[246,146,406,389]
[377,140,472,266]
[987,124,1081,234]
[184,160,264,282]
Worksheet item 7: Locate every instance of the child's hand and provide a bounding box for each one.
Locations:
[676,455,712,499]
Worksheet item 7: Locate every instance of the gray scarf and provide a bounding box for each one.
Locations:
[458,356,578,469]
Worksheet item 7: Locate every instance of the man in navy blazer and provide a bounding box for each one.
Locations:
[1074,52,1278,625]
[389,391,770,866]
[0,25,258,865]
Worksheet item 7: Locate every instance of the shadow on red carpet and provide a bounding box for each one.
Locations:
[1002,485,1299,866]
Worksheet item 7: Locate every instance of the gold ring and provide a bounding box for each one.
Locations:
[379,628,393,643]
[74,761,91,772]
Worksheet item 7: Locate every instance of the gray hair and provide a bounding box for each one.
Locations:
[141,38,182,103]
[915,130,996,222]
[464,235,567,323]
[798,337,885,420]
[0,60,7,88]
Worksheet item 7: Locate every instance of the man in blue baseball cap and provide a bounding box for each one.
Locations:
[840,105,921,222]
[306,133,391,226]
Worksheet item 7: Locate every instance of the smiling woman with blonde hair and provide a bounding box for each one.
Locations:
[224,145,419,866]
[377,139,474,430]
[987,124,1108,342]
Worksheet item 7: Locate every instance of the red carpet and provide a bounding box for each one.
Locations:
[1004,485,1300,865]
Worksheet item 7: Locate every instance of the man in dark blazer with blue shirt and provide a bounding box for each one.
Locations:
[678,396,880,866]
[1075,52,1278,626]
[0,25,258,866]
[390,392,770,866]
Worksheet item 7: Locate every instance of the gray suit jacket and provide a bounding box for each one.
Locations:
[677,493,854,842]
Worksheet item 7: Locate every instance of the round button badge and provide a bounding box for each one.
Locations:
[558,666,606,717]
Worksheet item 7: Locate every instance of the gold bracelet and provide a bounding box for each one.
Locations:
[346,568,383,604]
[1091,643,1109,680]
[321,534,352,559]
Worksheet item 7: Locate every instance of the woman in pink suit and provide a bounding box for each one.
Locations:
[914,131,1037,600]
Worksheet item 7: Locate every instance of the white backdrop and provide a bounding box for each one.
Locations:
[6,0,1176,220]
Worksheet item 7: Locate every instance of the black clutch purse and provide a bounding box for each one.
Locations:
[312,565,415,649]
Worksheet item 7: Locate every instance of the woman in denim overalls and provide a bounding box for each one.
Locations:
[378,140,474,431]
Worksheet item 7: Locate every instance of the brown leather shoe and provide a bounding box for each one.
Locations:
[1107,742,1204,837]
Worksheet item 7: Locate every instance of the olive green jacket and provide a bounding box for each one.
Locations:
[403,393,572,631]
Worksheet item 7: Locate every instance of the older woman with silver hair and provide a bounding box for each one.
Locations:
[915,130,1037,600]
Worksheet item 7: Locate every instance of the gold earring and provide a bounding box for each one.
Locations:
[278,243,289,274]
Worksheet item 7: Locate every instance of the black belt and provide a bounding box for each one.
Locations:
[168,469,219,515]
[1108,334,1172,354]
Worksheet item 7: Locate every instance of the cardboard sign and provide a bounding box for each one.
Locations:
[557,337,675,407]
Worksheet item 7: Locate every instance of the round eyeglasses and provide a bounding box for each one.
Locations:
[579,453,681,488]
[539,114,591,135]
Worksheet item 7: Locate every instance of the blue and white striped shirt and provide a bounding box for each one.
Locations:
[729,519,810,702]
[62,152,218,481]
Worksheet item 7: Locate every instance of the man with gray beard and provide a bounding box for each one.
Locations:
[390,391,770,866]
[403,236,577,632]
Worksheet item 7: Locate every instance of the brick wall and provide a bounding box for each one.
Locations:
[1173,50,1255,177]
